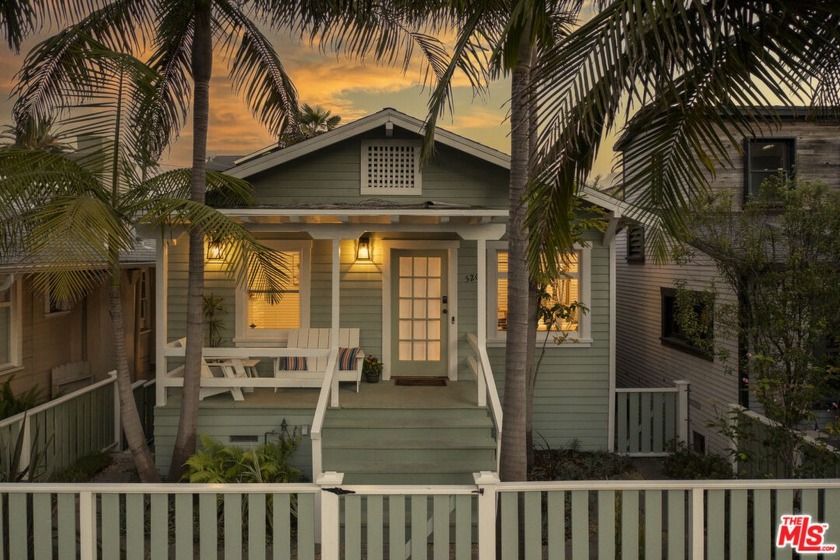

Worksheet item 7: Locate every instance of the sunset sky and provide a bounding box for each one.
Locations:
[0,20,617,180]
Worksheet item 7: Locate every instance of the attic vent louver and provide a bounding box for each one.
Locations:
[361,140,421,195]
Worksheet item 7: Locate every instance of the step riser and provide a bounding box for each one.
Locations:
[323,428,494,442]
[324,449,495,467]
[322,406,496,484]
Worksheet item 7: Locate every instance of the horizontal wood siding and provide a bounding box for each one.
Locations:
[488,233,611,450]
[247,130,509,207]
[457,241,478,379]
[154,405,314,478]
[4,271,148,401]
[616,119,840,454]
[616,224,741,454]
[310,240,384,358]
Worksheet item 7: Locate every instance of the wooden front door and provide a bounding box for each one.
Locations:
[390,250,448,377]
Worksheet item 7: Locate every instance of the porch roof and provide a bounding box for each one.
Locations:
[219,203,509,230]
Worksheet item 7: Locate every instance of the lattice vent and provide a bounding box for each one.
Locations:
[361,140,421,195]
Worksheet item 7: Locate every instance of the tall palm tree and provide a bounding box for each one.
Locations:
[11,1,305,481]
[405,0,581,481]
[2,49,291,482]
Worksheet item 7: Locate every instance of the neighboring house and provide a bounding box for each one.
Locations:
[0,240,156,399]
[615,108,840,455]
[153,108,631,482]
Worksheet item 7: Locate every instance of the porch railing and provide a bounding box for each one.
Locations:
[466,332,503,470]
[310,348,339,479]
[160,339,332,405]
[614,380,689,456]
[2,477,839,559]
[0,372,119,480]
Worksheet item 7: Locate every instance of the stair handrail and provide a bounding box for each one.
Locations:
[310,347,340,480]
[466,332,503,471]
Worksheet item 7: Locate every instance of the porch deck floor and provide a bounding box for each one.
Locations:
[162,379,481,409]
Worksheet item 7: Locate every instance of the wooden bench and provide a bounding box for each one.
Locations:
[274,328,364,392]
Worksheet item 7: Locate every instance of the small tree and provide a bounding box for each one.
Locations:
[678,178,840,474]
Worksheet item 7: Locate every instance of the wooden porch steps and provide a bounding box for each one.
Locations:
[322,407,496,485]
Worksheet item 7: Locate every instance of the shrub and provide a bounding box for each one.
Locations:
[0,378,41,421]
[662,442,734,479]
[183,434,301,483]
[530,438,634,481]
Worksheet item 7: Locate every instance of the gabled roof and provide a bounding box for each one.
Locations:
[227,108,510,179]
[226,107,628,217]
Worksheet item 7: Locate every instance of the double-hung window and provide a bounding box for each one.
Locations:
[235,241,311,343]
[744,138,795,199]
[487,244,591,345]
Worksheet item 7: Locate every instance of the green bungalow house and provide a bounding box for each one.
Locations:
[153,108,630,483]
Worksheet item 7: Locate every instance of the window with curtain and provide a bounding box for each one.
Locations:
[495,250,581,335]
[246,250,301,331]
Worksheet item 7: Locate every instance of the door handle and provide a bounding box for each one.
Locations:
[442,308,448,314]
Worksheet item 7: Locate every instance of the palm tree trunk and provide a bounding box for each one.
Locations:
[525,43,539,471]
[500,28,533,483]
[109,270,159,482]
[168,1,213,482]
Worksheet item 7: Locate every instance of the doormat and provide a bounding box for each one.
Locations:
[393,376,448,387]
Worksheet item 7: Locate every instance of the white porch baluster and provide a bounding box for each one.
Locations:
[331,239,340,408]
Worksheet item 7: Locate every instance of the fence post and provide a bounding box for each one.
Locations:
[317,471,344,559]
[110,371,121,450]
[475,471,500,560]
[79,490,97,560]
[690,487,704,560]
[675,380,690,445]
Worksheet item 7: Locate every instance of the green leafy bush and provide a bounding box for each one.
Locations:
[183,434,301,483]
[663,442,734,479]
[0,378,41,420]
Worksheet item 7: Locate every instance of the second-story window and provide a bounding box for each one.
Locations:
[744,138,795,199]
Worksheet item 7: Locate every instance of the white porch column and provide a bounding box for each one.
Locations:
[155,237,169,407]
[476,238,487,406]
[331,239,340,407]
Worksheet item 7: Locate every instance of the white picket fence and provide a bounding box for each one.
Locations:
[1,476,839,559]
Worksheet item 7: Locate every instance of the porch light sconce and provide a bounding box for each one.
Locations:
[356,234,372,262]
[207,239,225,261]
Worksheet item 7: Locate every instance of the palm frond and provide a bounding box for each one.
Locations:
[213,0,299,137]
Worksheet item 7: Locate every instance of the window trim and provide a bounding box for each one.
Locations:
[660,287,713,361]
[0,275,22,371]
[234,240,311,345]
[486,242,592,347]
[743,137,796,201]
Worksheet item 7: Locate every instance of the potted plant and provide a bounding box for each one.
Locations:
[363,355,383,383]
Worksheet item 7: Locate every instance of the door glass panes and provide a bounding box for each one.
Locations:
[398,256,443,361]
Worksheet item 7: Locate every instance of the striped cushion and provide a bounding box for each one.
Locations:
[279,357,308,371]
[338,347,361,370]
